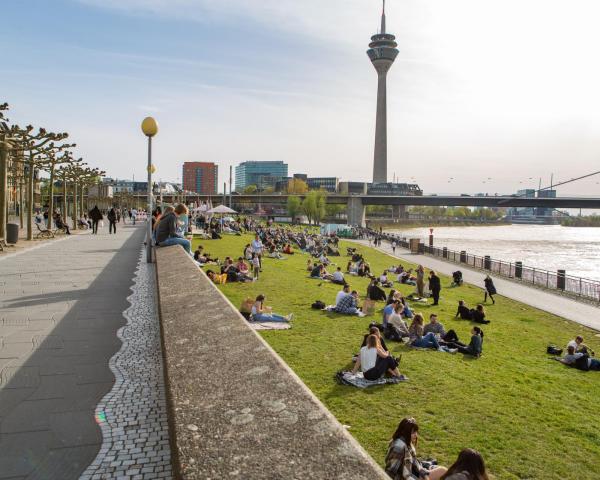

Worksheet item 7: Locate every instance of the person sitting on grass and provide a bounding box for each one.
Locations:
[445,327,484,357]
[567,336,595,356]
[331,267,346,285]
[352,334,402,380]
[455,300,472,320]
[386,302,410,341]
[267,245,284,259]
[471,304,490,324]
[336,284,351,306]
[441,448,489,480]
[319,252,331,265]
[385,417,448,480]
[367,279,387,302]
[307,259,314,272]
[236,257,249,274]
[357,261,371,278]
[251,294,293,322]
[554,345,600,371]
[409,315,456,352]
[283,243,294,255]
[310,263,323,278]
[334,290,364,316]
[361,325,389,352]
[423,314,461,344]
[379,272,393,288]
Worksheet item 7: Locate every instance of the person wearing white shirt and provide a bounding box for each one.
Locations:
[335,285,351,306]
[332,267,345,285]
[251,234,263,269]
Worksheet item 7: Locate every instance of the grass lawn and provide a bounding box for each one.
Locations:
[193,233,600,480]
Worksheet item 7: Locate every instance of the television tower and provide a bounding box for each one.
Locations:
[367,0,399,183]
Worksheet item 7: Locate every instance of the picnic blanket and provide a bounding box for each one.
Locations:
[249,322,292,331]
[335,371,408,388]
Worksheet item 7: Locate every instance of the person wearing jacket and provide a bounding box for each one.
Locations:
[385,417,447,480]
[440,449,489,480]
[483,275,496,304]
[107,208,117,234]
[88,206,103,234]
[155,204,191,254]
[429,271,441,305]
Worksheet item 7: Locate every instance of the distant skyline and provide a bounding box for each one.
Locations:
[3,0,600,195]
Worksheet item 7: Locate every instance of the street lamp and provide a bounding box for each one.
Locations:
[141,116,158,263]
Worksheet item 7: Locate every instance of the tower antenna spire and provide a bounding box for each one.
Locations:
[381,0,386,34]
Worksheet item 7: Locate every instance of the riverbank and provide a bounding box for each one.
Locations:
[193,233,600,480]
[370,219,506,229]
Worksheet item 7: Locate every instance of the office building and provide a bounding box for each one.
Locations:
[307,177,339,193]
[182,162,218,195]
[235,161,288,191]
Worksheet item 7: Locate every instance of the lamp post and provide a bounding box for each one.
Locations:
[141,117,158,263]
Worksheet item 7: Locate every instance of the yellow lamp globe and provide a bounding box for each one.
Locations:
[141,117,158,137]
[147,164,156,174]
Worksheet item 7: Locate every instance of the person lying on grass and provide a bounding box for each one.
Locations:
[443,327,484,358]
[408,314,457,353]
[385,417,448,480]
[352,334,402,380]
[554,345,600,371]
[251,294,293,323]
[334,290,365,316]
[441,448,489,480]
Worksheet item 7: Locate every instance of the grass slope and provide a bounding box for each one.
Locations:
[194,234,600,480]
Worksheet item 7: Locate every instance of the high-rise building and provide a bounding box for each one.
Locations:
[235,161,288,191]
[182,162,218,194]
[367,0,398,183]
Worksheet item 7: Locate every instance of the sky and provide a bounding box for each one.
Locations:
[2,0,600,196]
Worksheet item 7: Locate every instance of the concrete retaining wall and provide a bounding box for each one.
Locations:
[155,246,388,479]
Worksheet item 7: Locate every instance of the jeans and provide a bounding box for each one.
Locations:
[252,313,288,323]
[589,359,600,371]
[159,236,191,254]
[92,220,99,234]
[109,221,116,234]
[412,332,440,349]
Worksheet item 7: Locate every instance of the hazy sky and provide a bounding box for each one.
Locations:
[3,0,600,195]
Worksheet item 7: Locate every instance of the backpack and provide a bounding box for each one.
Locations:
[312,300,326,310]
[547,345,563,356]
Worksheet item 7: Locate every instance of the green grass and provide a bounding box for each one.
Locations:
[194,234,600,480]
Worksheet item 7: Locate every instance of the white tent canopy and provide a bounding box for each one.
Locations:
[207,205,237,214]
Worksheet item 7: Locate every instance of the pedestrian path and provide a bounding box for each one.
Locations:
[0,223,170,479]
[353,240,600,332]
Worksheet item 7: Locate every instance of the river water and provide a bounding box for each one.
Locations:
[386,225,600,281]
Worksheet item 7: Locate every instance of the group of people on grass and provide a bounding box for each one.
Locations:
[386,418,490,480]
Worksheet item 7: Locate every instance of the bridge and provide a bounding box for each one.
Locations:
[155,193,600,227]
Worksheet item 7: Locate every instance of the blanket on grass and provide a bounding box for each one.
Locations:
[335,371,408,388]
[249,322,292,331]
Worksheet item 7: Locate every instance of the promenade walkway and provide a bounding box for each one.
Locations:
[355,240,600,331]
[0,224,170,479]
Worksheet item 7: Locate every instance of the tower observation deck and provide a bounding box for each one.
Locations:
[367,0,399,183]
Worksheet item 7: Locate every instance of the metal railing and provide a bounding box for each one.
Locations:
[378,233,600,303]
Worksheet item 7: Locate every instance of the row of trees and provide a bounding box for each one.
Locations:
[0,102,104,242]
[407,205,505,220]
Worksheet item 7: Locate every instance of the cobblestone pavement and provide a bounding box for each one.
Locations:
[80,248,171,480]
[355,239,600,331]
[0,224,170,479]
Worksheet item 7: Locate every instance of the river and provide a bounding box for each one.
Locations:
[386,225,600,281]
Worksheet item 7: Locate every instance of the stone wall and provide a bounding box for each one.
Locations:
[155,246,388,479]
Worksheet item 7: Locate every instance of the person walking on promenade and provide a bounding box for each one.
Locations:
[429,270,441,305]
[416,265,425,297]
[116,208,121,223]
[484,275,496,304]
[131,208,138,225]
[107,208,117,234]
[89,205,103,234]
[392,240,397,254]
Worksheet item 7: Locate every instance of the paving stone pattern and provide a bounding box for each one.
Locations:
[80,247,171,480]
[0,224,167,480]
